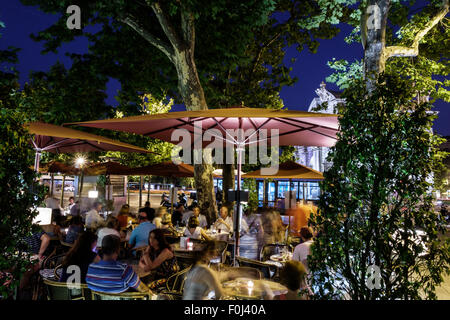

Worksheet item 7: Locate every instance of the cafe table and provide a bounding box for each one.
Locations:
[221,277,288,300]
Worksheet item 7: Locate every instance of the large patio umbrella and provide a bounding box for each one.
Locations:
[84,161,132,176]
[243,160,324,180]
[25,122,154,172]
[68,107,339,263]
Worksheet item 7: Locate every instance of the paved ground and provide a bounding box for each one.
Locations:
[435,272,450,300]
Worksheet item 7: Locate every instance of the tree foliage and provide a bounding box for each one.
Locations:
[308,75,450,300]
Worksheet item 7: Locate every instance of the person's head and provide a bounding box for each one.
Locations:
[100,235,121,259]
[161,213,172,226]
[300,226,313,241]
[106,216,119,230]
[62,231,97,266]
[93,202,102,212]
[145,201,150,208]
[120,204,130,215]
[188,216,199,229]
[175,203,184,212]
[156,206,167,218]
[70,215,83,226]
[138,211,149,223]
[279,260,307,291]
[148,228,171,252]
[69,197,75,204]
[219,206,229,219]
[192,206,200,217]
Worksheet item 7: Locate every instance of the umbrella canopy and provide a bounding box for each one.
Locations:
[39,161,80,175]
[125,161,196,178]
[26,122,154,154]
[84,161,132,176]
[68,107,338,147]
[243,160,324,180]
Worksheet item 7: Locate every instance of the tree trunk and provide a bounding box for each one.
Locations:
[174,49,217,224]
[222,163,235,205]
[362,0,390,92]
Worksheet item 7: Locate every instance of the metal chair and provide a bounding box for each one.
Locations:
[235,256,279,279]
[43,278,91,300]
[159,265,192,300]
[91,290,152,300]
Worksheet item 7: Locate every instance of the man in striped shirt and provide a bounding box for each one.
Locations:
[86,235,149,294]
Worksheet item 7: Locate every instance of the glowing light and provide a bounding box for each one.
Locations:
[75,156,86,167]
[88,190,98,198]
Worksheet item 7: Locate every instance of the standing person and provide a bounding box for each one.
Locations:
[59,231,100,283]
[138,229,179,290]
[129,211,156,249]
[97,216,121,248]
[65,215,84,244]
[183,216,211,241]
[67,197,76,211]
[70,200,81,217]
[85,202,104,230]
[86,235,150,294]
[183,241,224,300]
[292,227,314,272]
[139,201,155,222]
[44,193,62,211]
[261,209,284,245]
[172,203,184,227]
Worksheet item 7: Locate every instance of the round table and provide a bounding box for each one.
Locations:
[222,277,288,300]
[270,252,292,263]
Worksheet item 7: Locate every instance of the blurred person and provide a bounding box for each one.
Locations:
[139,229,179,290]
[292,226,314,272]
[70,200,81,217]
[139,201,155,222]
[85,202,104,230]
[153,207,167,229]
[59,231,100,283]
[129,211,156,249]
[160,213,178,236]
[183,241,224,300]
[172,203,184,226]
[181,204,194,225]
[65,215,84,244]
[183,216,211,241]
[261,209,284,245]
[86,235,150,294]
[97,216,121,248]
[117,205,132,228]
[44,192,62,211]
[277,260,311,300]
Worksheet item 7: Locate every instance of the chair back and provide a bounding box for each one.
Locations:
[42,253,66,270]
[53,264,64,281]
[165,265,192,293]
[236,256,277,279]
[91,290,151,300]
[43,278,90,300]
[221,266,262,280]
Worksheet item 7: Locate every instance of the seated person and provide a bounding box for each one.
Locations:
[277,260,311,300]
[172,203,184,227]
[292,226,314,273]
[138,229,179,290]
[213,206,233,233]
[85,202,105,230]
[160,214,178,237]
[97,216,121,248]
[152,207,167,229]
[129,211,156,249]
[60,231,100,283]
[86,235,149,294]
[183,216,211,241]
[190,206,208,229]
[117,205,132,229]
[65,215,84,244]
[181,205,194,226]
[139,202,155,222]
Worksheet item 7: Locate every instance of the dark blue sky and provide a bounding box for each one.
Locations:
[0,0,448,135]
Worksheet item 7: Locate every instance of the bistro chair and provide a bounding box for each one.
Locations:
[91,290,153,300]
[235,256,278,279]
[53,264,64,281]
[159,265,192,300]
[131,245,148,260]
[43,278,91,300]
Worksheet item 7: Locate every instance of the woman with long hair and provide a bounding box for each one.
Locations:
[59,231,100,283]
[138,229,179,290]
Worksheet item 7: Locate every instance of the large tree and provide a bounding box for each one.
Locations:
[21,0,280,220]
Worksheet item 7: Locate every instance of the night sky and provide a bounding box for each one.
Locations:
[1,1,448,136]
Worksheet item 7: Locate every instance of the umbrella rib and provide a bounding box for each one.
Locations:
[213,118,238,145]
[275,117,338,132]
[141,117,202,136]
[41,138,72,151]
[243,118,272,144]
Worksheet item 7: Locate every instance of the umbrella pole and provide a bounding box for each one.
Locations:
[147,176,151,202]
[34,151,41,172]
[60,174,66,208]
[127,176,130,206]
[50,173,54,197]
[139,176,142,209]
[79,170,84,201]
[233,146,244,266]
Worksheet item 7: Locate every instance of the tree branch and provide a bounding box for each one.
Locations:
[119,14,175,62]
[385,0,449,59]
[150,1,185,51]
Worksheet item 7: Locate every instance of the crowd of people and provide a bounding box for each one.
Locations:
[16,192,319,300]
